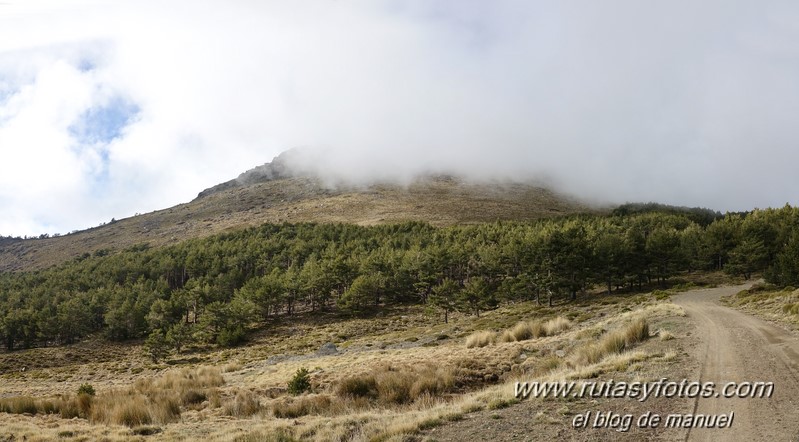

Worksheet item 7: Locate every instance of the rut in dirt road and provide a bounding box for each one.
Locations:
[674,284,799,442]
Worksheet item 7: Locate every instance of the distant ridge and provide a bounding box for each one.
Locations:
[0,150,594,271]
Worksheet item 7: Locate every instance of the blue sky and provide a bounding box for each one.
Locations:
[1,1,799,236]
[68,98,140,145]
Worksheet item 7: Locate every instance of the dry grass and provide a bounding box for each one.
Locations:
[465,330,497,348]
[223,360,245,373]
[472,316,571,346]
[0,287,690,442]
[659,330,675,341]
[570,318,649,367]
[224,389,262,417]
[512,321,542,341]
[782,303,799,315]
[500,321,544,342]
[543,317,572,335]
[105,395,153,427]
[88,389,181,426]
[723,286,799,332]
[0,396,38,414]
[564,350,652,379]
[337,365,455,406]
[272,394,334,419]
[0,366,221,427]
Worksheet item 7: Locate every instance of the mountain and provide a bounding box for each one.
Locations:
[0,151,594,272]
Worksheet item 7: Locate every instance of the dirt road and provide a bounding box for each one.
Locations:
[674,284,799,442]
[423,285,799,442]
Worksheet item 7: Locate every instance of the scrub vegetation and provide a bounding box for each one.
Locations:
[0,205,797,353]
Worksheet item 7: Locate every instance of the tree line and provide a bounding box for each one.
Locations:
[0,204,797,351]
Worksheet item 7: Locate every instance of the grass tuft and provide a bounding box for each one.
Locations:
[108,396,151,427]
[336,365,455,406]
[571,318,650,367]
[471,316,570,347]
[465,331,496,348]
[272,395,332,419]
[225,390,262,417]
[543,317,572,335]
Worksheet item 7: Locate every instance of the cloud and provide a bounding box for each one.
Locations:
[1,0,799,235]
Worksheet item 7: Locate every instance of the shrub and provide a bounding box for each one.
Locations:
[217,326,247,347]
[287,368,311,396]
[144,330,170,363]
[77,383,96,396]
[652,290,671,300]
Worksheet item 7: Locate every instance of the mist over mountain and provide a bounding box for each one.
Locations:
[0,151,591,271]
[194,148,560,201]
[2,1,798,236]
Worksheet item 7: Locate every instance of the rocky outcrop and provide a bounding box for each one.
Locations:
[195,149,296,199]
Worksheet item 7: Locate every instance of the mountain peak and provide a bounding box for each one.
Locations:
[196,149,299,200]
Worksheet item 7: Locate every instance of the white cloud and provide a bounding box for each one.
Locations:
[1,0,799,236]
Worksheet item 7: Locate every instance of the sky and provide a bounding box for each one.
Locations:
[1,1,799,236]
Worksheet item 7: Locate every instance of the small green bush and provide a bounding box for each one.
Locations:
[652,290,671,300]
[287,368,311,395]
[77,383,96,396]
[217,326,247,347]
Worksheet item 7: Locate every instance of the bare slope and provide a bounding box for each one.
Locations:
[0,171,591,272]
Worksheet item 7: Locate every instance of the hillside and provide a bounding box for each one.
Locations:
[0,154,592,271]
